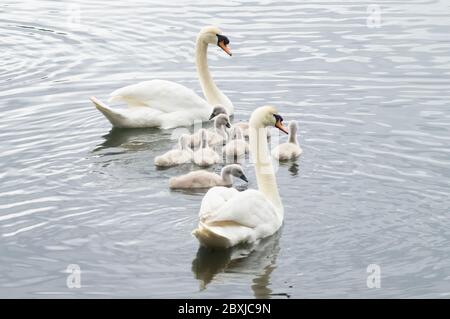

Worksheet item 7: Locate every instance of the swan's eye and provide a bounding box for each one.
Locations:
[274,114,283,122]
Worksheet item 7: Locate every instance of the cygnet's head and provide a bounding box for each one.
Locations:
[214,114,231,129]
[198,26,232,56]
[222,164,248,182]
[209,105,228,120]
[249,106,288,134]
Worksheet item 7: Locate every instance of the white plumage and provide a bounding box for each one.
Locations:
[192,106,288,248]
[154,134,193,167]
[90,26,233,129]
[271,120,302,161]
[223,127,248,158]
[192,129,220,167]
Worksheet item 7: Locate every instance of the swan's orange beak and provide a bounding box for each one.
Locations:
[275,119,289,134]
[219,41,232,56]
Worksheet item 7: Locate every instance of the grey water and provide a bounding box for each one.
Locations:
[1,0,450,298]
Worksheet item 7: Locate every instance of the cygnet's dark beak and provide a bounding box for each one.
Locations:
[239,174,248,183]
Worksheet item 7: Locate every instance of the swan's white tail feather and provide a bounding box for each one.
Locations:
[192,221,254,249]
[90,96,126,127]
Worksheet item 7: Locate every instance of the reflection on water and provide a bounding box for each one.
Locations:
[96,128,163,149]
[171,187,213,196]
[192,232,282,298]
[287,162,299,176]
[93,127,170,152]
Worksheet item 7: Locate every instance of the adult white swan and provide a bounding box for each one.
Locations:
[192,106,289,248]
[90,26,234,129]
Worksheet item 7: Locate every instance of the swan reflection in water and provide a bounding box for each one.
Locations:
[93,120,216,152]
[92,127,171,153]
[287,162,299,176]
[192,231,284,298]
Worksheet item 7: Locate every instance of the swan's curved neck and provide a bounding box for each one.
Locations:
[195,39,233,114]
[249,124,283,214]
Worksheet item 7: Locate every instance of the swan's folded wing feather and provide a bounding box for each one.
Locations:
[199,189,280,230]
[199,187,239,218]
[109,80,211,113]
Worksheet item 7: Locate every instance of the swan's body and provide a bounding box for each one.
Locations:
[271,121,302,161]
[223,127,248,158]
[154,134,192,167]
[192,129,220,167]
[192,106,288,248]
[90,26,234,129]
[169,164,247,189]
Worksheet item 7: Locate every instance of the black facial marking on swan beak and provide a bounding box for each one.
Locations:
[274,114,289,134]
[217,34,232,56]
[217,34,230,46]
[208,112,216,120]
[226,122,231,128]
[274,114,284,123]
[240,174,248,182]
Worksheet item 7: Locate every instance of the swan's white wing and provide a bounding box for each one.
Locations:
[109,79,211,113]
[195,188,282,248]
[200,188,280,230]
[199,187,239,217]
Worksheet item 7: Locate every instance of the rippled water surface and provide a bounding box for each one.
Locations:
[1,0,450,298]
